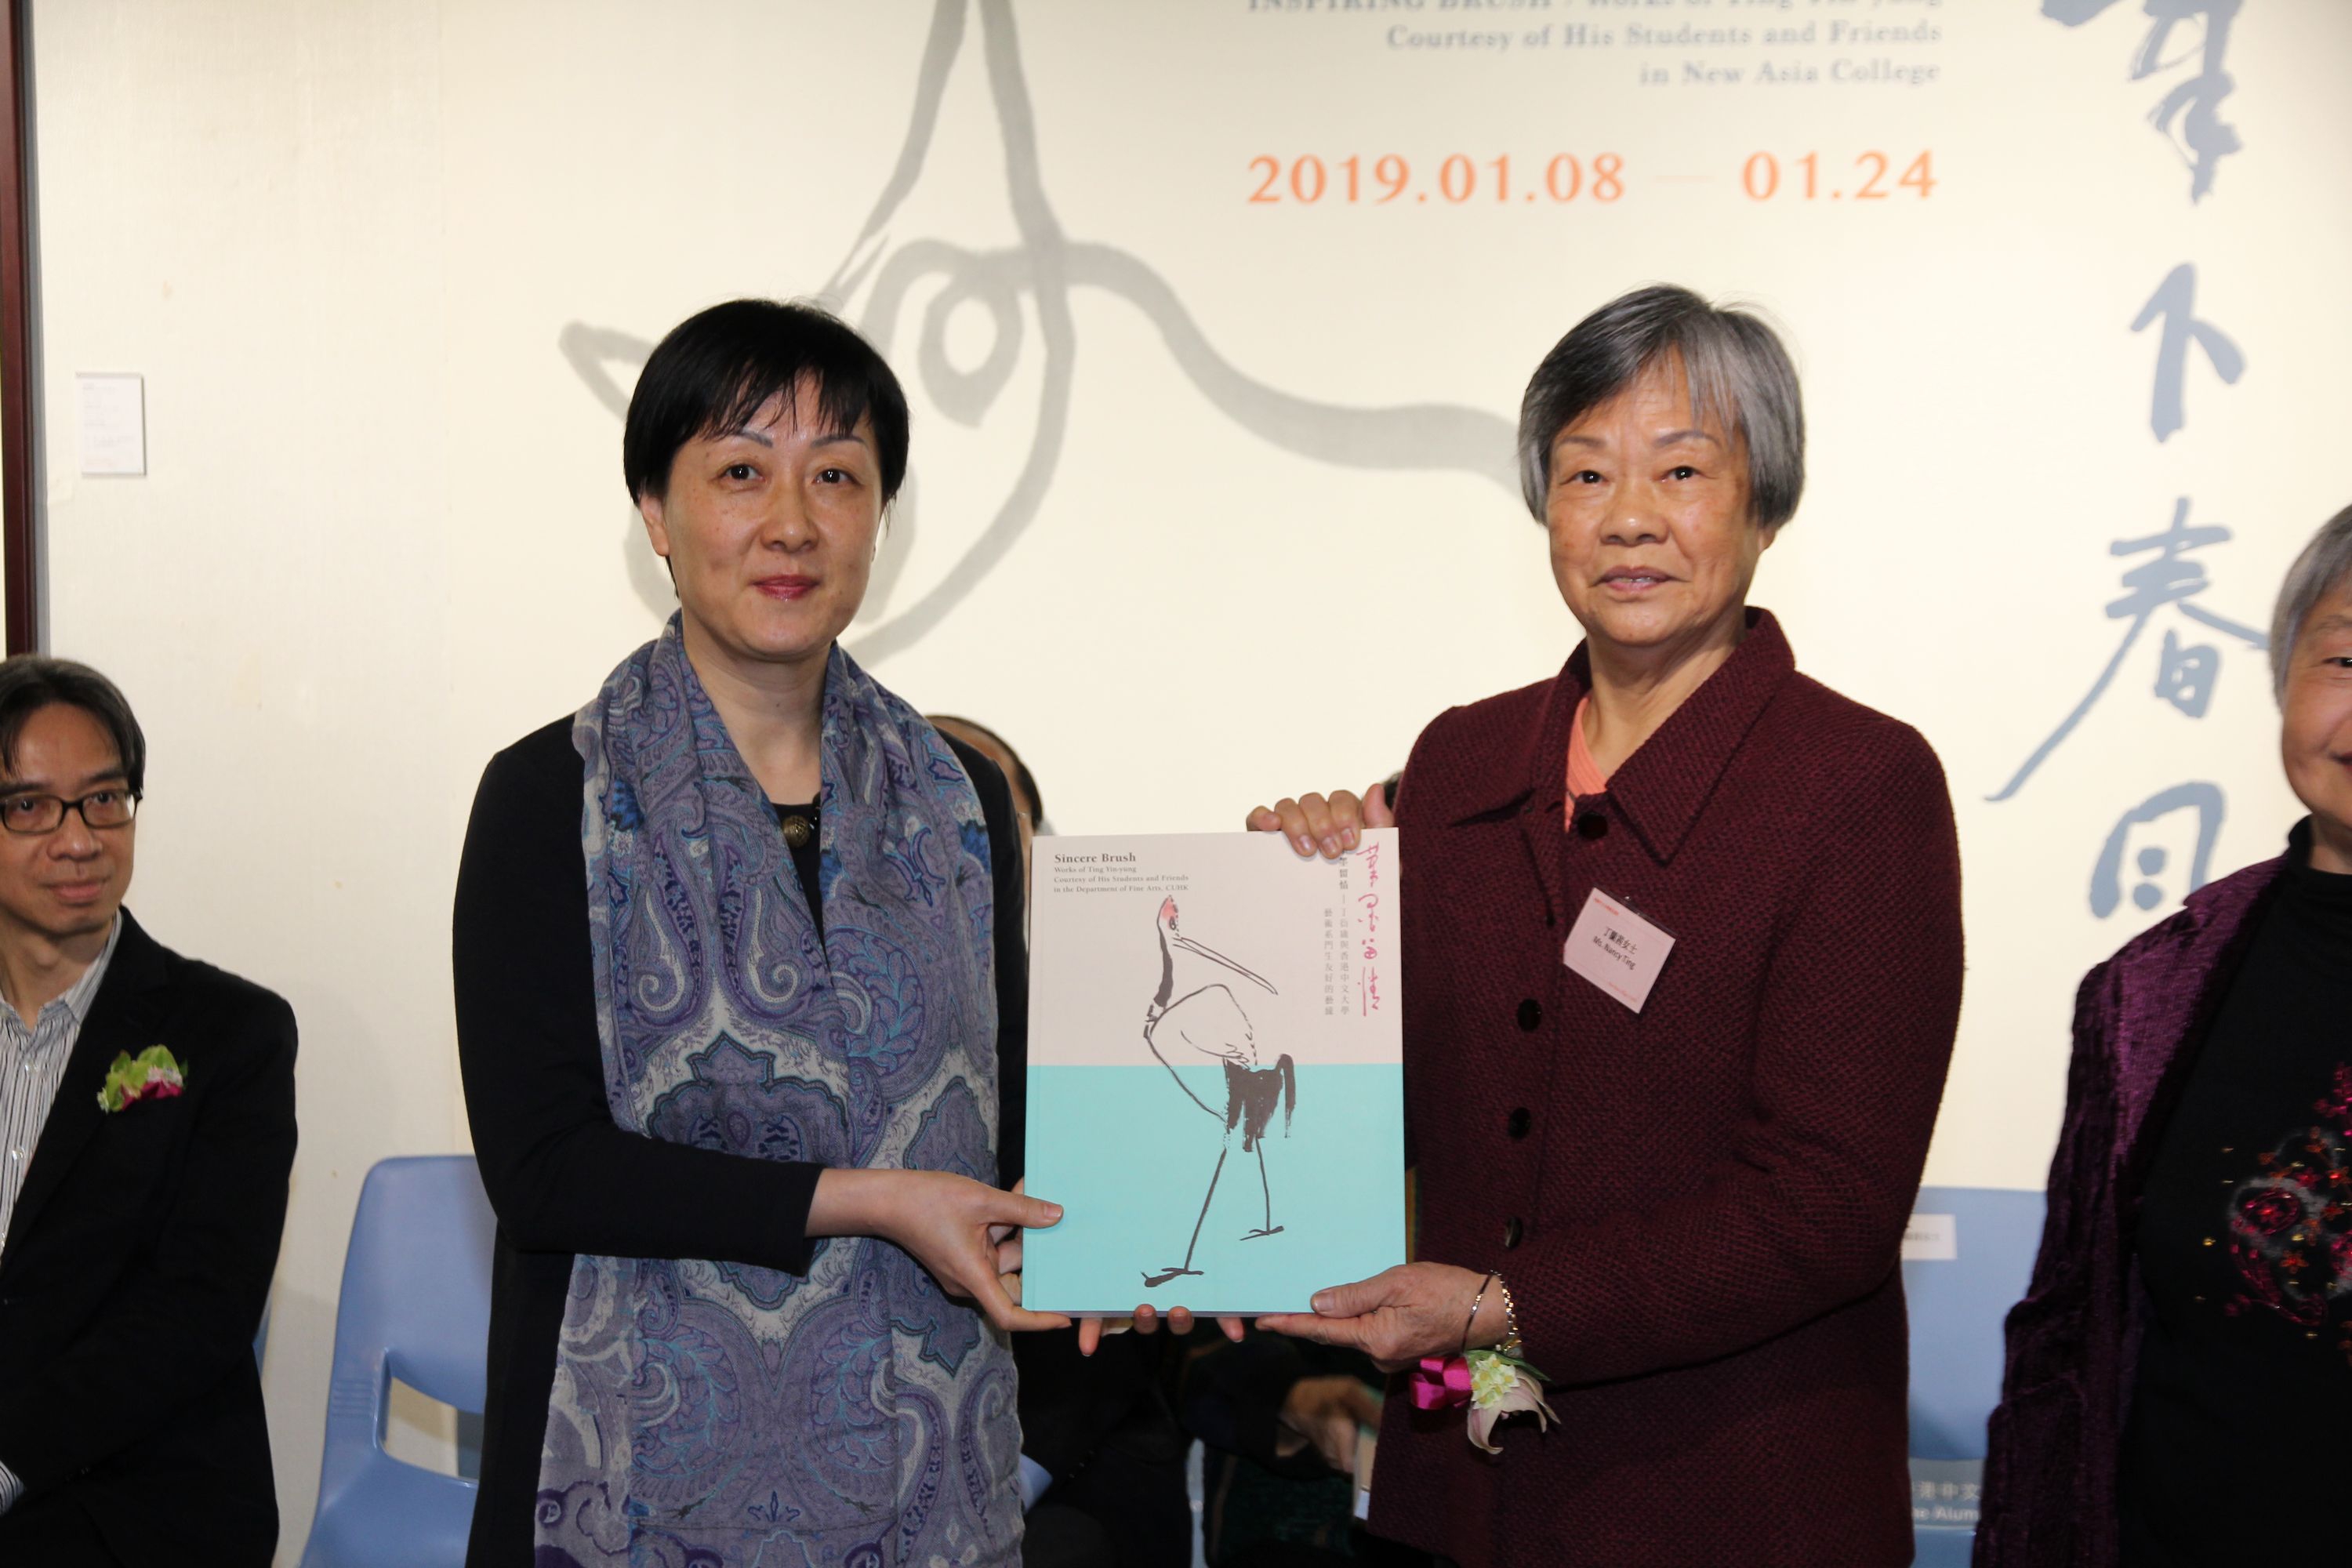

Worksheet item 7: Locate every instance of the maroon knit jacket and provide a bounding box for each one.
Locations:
[1369,610,1964,1568]
[1973,855,2282,1568]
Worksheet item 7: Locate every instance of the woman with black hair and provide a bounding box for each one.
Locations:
[454,299,1064,1568]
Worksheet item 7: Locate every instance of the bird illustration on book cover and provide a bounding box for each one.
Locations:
[1142,895,1298,1288]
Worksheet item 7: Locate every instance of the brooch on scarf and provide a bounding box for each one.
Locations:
[97,1046,188,1112]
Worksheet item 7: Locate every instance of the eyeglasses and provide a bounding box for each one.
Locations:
[0,788,139,835]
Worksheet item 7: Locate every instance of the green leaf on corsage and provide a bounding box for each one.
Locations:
[96,1045,188,1113]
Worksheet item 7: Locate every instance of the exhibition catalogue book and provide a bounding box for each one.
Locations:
[1021,829,1406,1315]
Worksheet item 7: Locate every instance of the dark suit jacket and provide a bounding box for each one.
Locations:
[0,909,298,1566]
[1370,611,1965,1568]
[1975,854,2282,1568]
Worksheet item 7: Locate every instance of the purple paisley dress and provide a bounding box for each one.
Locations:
[533,617,1019,1568]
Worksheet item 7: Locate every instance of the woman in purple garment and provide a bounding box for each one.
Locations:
[1977,503,2352,1568]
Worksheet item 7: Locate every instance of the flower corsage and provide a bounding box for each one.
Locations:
[97,1046,187,1112]
[1410,1273,1555,1454]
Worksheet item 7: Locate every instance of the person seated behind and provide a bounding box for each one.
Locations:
[1179,1328,1388,1568]
[930,714,1045,882]
[0,657,299,1565]
[927,712,1197,1568]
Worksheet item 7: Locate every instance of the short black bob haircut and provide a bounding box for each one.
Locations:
[622,299,911,507]
[0,655,147,797]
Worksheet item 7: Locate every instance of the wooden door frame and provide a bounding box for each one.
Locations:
[0,0,36,655]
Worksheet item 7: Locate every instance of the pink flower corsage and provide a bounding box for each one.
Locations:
[97,1046,187,1112]
[1411,1348,1555,1454]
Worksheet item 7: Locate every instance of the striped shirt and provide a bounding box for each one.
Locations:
[0,915,120,1512]
[0,917,122,1258]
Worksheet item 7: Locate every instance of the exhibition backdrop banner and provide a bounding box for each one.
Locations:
[436,0,2352,1186]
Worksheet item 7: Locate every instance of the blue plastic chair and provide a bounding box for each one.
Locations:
[1903,1186,2046,1566]
[299,1156,497,1568]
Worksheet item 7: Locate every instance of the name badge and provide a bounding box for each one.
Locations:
[1562,887,1675,1013]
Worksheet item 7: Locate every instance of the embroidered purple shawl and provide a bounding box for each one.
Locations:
[1975,853,2285,1568]
[532,619,1021,1568]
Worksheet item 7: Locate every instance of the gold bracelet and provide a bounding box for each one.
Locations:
[1460,1271,1495,1356]
[1492,1273,1523,1358]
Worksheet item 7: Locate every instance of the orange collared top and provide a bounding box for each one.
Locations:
[1564,695,1610,821]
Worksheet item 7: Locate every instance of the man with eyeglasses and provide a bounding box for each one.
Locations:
[0,656,296,1565]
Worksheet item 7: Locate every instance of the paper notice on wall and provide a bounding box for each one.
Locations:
[1023,829,1405,1314]
[76,373,147,476]
[1903,1211,1958,1261]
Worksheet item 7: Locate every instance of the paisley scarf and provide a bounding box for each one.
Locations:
[534,615,1020,1568]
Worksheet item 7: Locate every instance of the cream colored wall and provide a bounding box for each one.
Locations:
[28,2,2352,1555]
[32,0,458,1548]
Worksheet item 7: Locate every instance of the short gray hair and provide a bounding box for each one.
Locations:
[2270,502,2352,703]
[1518,285,1806,529]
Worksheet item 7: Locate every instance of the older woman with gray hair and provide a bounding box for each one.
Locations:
[1978,503,2352,1568]
[1232,284,1966,1566]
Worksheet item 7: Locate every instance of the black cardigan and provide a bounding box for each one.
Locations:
[452,716,1029,1566]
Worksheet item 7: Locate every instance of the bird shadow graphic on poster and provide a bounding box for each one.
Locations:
[557,0,1516,656]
